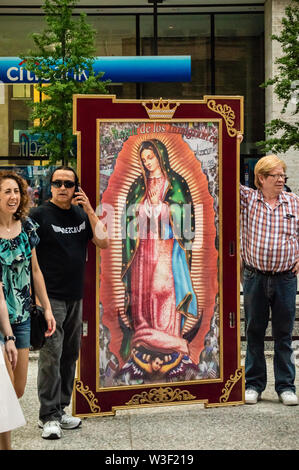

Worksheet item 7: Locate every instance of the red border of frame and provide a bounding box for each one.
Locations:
[73,94,244,416]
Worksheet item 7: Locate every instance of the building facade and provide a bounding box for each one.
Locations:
[0,0,297,192]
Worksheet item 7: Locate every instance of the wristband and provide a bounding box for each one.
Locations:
[4,335,16,343]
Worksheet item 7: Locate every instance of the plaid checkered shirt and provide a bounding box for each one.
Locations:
[240,185,299,272]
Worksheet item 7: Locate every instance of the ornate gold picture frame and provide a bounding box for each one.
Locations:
[73,94,244,416]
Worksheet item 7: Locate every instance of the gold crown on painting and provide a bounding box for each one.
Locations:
[142,97,180,119]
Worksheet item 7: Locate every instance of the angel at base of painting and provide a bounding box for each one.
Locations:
[115,139,202,384]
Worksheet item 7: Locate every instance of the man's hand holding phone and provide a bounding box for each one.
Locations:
[73,186,109,248]
[73,186,94,214]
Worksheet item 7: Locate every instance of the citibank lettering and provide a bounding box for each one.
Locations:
[6,66,88,83]
[7,67,39,82]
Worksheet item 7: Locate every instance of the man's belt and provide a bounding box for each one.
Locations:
[244,264,294,276]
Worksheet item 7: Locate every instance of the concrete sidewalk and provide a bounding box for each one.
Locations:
[12,351,299,451]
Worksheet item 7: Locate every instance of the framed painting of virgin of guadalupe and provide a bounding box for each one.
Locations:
[73,95,244,416]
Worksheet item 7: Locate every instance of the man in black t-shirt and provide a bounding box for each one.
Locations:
[30,166,108,440]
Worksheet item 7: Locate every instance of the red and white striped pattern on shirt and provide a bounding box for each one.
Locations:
[240,185,299,272]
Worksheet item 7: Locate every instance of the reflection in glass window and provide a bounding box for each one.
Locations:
[0,16,44,56]
[13,120,29,143]
[140,14,211,100]
[88,15,136,56]
[12,84,32,99]
[0,10,264,157]
[215,14,265,154]
[87,15,137,99]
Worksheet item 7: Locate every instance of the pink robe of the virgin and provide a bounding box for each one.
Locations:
[130,176,189,355]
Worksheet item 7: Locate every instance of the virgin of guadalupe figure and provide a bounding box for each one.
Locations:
[117,139,202,384]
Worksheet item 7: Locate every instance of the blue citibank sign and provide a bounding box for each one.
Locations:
[0,56,191,83]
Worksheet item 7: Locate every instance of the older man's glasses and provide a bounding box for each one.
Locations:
[51,180,76,188]
[267,174,288,182]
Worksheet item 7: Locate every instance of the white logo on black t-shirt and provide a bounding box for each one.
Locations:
[51,221,86,234]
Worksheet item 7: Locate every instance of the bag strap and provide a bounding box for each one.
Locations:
[30,258,36,303]
[25,218,36,303]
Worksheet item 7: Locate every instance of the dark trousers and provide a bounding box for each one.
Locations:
[243,267,297,395]
[38,298,82,422]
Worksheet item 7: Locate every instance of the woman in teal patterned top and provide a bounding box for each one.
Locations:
[0,170,55,400]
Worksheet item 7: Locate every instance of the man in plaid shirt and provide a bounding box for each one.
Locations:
[240,154,299,406]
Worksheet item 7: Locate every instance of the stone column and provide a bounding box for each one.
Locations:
[264,0,298,194]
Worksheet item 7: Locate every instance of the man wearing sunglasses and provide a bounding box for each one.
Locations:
[239,148,299,407]
[30,166,108,439]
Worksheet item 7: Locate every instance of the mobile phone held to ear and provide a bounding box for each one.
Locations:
[73,184,82,207]
[73,183,80,198]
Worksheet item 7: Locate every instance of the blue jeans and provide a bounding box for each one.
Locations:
[0,316,31,349]
[243,267,297,395]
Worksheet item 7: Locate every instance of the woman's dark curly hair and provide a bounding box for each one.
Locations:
[0,170,30,220]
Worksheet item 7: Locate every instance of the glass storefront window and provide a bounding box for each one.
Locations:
[215,14,265,154]
[0,15,136,58]
[88,15,136,57]
[0,16,44,56]
[140,14,211,100]
[87,15,137,99]
[0,10,264,159]
[0,84,34,158]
